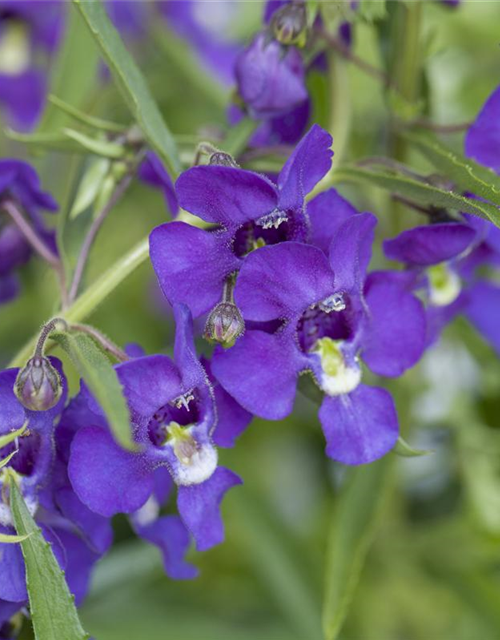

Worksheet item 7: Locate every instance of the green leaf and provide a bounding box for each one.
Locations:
[50,331,135,450]
[221,117,259,158]
[4,129,85,153]
[393,435,433,458]
[323,457,392,640]
[0,531,31,544]
[306,0,319,28]
[357,0,387,22]
[63,128,125,159]
[38,4,100,133]
[10,482,89,640]
[73,0,181,176]
[48,95,127,133]
[0,449,20,470]
[69,157,111,219]
[334,165,500,224]
[405,130,500,214]
[0,423,27,450]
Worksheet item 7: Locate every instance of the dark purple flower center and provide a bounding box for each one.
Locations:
[297,297,356,353]
[0,430,41,477]
[232,209,307,258]
[147,394,200,448]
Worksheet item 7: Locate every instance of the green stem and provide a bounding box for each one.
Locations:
[308,51,350,201]
[388,0,423,233]
[222,117,259,159]
[8,237,149,368]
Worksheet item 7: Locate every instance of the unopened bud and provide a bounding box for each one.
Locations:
[271,3,308,47]
[209,152,239,168]
[204,302,245,348]
[14,357,62,412]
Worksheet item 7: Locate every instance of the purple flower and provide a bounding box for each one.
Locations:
[0,160,58,305]
[211,216,426,465]
[0,1,65,130]
[384,217,500,353]
[465,84,500,174]
[236,31,307,119]
[149,125,333,319]
[229,99,310,148]
[0,358,106,611]
[67,305,242,557]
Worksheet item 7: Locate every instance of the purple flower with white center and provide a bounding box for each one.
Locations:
[211,216,426,465]
[159,0,242,87]
[68,305,242,556]
[0,159,58,305]
[149,124,333,319]
[384,216,500,353]
[0,1,65,130]
[0,358,100,609]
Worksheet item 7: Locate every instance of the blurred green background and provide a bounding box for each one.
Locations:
[2,2,500,639]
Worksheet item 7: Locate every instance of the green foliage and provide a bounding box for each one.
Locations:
[405,130,500,212]
[0,422,27,450]
[69,157,111,219]
[38,4,100,134]
[73,0,181,176]
[50,330,135,450]
[323,457,392,640]
[393,435,433,458]
[10,482,89,640]
[334,165,500,225]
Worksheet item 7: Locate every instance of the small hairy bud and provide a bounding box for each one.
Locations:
[14,356,62,411]
[271,3,308,47]
[204,302,245,348]
[209,152,239,168]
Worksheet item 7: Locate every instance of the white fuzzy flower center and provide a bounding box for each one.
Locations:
[311,337,361,396]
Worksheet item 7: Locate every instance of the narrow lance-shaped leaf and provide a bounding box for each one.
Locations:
[0,423,27,450]
[63,128,125,159]
[393,435,433,458]
[0,450,21,470]
[50,331,135,450]
[38,3,100,133]
[73,0,181,176]
[323,456,392,640]
[405,130,500,213]
[0,532,31,543]
[334,165,500,226]
[10,482,89,640]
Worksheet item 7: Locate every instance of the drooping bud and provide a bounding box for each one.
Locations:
[204,302,245,348]
[209,152,239,168]
[271,3,308,47]
[14,356,62,411]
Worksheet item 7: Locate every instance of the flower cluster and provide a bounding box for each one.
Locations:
[1,0,500,635]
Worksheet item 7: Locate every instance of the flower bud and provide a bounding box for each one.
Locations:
[14,356,62,411]
[204,302,245,348]
[271,3,308,47]
[209,152,239,168]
